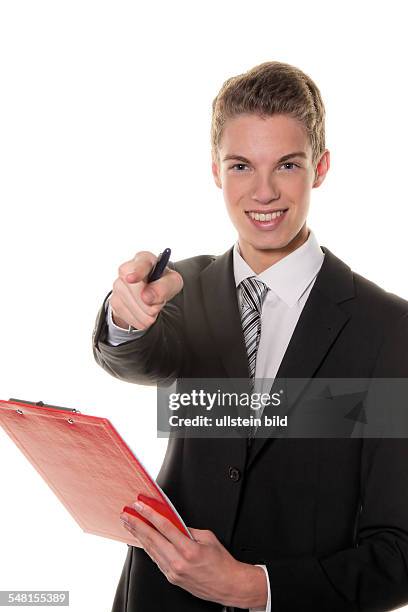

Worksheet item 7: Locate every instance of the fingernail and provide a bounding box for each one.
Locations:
[120,513,130,524]
[132,501,144,512]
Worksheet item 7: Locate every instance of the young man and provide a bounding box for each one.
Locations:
[92,61,408,612]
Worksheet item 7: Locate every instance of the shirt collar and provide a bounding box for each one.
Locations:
[233,229,325,308]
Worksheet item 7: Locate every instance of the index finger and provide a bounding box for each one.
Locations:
[131,499,195,550]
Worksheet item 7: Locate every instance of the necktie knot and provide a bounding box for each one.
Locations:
[240,277,269,314]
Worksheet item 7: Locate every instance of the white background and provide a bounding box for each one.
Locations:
[0,1,407,610]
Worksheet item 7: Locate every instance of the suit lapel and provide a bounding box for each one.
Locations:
[200,246,250,384]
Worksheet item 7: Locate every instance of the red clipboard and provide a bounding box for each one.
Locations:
[0,398,193,547]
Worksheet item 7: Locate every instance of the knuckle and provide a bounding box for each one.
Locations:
[182,546,196,563]
[203,529,214,536]
[170,558,185,577]
[166,571,178,585]
[134,250,155,264]
[118,262,131,277]
[205,530,217,541]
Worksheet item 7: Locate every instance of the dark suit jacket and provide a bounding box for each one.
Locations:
[92,245,408,612]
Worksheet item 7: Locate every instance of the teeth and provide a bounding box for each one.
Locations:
[248,210,286,221]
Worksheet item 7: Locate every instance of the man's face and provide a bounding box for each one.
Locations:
[212,113,329,272]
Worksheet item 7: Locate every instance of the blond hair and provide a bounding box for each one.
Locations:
[211,61,326,169]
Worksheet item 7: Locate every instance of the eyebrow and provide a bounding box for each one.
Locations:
[222,151,308,163]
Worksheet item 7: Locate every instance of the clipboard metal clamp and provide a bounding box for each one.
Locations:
[9,398,81,415]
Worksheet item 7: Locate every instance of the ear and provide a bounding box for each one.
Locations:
[211,159,222,189]
[312,150,330,188]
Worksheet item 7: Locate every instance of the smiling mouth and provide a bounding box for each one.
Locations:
[246,209,288,221]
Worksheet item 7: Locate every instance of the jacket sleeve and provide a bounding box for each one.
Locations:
[92,264,188,387]
[264,312,408,612]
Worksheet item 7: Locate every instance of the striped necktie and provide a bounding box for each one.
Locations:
[240,277,269,384]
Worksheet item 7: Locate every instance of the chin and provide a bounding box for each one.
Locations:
[258,242,287,251]
[248,238,287,251]
[251,230,289,246]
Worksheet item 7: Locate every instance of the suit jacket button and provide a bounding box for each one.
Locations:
[228,466,241,482]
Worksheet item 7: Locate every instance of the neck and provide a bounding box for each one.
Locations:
[239,226,310,274]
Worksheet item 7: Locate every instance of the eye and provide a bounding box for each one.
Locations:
[230,163,250,172]
[280,162,299,171]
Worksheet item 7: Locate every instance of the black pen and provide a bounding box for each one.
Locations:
[147,248,171,283]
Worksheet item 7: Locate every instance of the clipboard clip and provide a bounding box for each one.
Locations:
[9,398,81,414]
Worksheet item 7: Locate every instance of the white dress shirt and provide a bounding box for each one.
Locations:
[105,229,325,612]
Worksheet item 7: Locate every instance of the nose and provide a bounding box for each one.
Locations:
[251,173,280,204]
